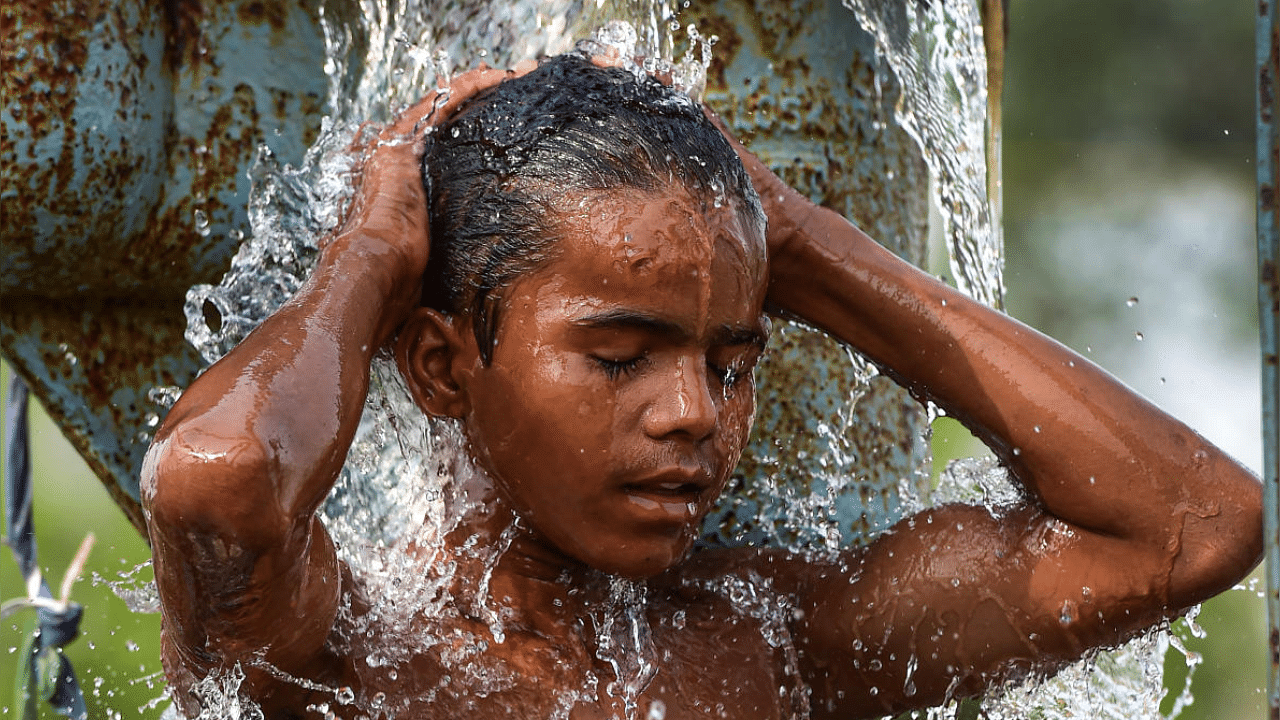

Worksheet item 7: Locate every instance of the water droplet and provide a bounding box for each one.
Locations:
[1134,331,1144,341]
[1125,297,1138,307]
[1059,600,1075,625]
[193,208,209,230]
[903,655,918,696]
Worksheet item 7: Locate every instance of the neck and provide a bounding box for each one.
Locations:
[440,469,623,642]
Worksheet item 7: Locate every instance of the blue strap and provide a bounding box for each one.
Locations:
[5,375,88,720]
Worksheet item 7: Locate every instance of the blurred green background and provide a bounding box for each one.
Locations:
[1001,0,1266,716]
[1,0,1268,716]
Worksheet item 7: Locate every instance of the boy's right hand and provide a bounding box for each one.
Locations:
[330,64,532,343]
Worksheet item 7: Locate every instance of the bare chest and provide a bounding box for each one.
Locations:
[318,602,808,720]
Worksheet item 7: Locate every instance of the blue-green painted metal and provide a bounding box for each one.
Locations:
[1258,0,1280,714]
[1,0,330,531]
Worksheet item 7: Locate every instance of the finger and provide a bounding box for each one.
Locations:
[510,59,538,76]
[590,51,626,69]
[385,66,513,139]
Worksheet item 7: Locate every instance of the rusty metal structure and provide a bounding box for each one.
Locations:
[1,0,1004,555]
[1257,0,1279,714]
[2,0,329,532]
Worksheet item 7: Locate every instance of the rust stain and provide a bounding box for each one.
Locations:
[236,0,286,32]
[3,6,325,299]
[2,0,93,206]
[682,9,742,93]
[299,89,324,147]
[1266,185,1278,213]
[163,0,206,71]
[2,0,327,524]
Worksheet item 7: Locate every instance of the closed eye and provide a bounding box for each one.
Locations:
[593,355,647,380]
[709,359,750,387]
[709,344,763,387]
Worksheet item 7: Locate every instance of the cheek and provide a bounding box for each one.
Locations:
[717,379,757,461]
[468,356,620,479]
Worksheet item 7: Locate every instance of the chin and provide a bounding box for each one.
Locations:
[582,534,696,580]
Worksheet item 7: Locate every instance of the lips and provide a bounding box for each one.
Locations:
[622,480,704,496]
[618,469,712,524]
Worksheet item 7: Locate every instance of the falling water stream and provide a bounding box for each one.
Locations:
[97,1,1198,717]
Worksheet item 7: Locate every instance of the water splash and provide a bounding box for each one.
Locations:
[981,631,1167,720]
[91,559,160,614]
[166,3,1181,719]
[157,664,262,720]
[841,0,1003,309]
[577,19,717,101]
[591,578,659,720]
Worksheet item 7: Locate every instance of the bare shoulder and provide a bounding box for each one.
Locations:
[701,502,1178,719]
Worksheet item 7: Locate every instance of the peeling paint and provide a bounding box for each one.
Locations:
[1,0,327,534]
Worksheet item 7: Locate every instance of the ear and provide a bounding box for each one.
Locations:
[395,308,474,418]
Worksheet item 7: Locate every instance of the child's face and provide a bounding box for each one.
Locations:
[459,187,769,577]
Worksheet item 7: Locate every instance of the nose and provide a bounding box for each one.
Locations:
[642,355,718,442]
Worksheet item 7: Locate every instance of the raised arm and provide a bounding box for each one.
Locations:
[140,69,513,713]
[729,135,1263,716]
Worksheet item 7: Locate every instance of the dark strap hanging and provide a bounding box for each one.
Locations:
[5,375,88,720]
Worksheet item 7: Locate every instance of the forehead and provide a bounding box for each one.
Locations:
[509,187,768,334]
[553,187,765,282]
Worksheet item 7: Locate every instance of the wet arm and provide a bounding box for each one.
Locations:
[140,68,516,687]
[141,150,426,677]
[735,145,1263,713]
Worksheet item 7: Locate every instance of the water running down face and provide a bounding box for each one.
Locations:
[453,188,769,578]
[406,53,770,577]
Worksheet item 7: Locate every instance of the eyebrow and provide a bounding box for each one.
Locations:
[570,309,768,348]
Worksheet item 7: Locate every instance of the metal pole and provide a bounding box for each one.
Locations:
[1257,0,1279,715]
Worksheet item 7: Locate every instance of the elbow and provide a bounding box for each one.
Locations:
[142,423,286,552]
[1167,466,1264,609]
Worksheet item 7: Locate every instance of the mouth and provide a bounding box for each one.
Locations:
[618,472,712,524]
[621,480,705,497]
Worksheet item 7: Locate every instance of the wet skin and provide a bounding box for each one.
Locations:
[439,191,769,579]
[142,71,1264,719]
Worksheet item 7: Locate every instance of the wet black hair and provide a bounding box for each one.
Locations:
[420,52,765,363]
